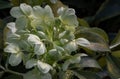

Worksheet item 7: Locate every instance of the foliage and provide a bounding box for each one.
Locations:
[0,0,120,79]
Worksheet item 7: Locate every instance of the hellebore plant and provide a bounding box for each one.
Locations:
[3,3,91,79]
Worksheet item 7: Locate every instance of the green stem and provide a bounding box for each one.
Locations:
[5,69,24,76]
[0,65,23,76]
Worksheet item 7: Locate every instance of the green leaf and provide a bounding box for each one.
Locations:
[112,50,120,58]
[23,69,41,79]
[95,0,120,22]
[78,18,90,27]
[106,55,120,78]
[34,43,46,55]
[37,60,52,73]
[58,7,78,26]
[25,59,37,69]
[0,71,4,78]
[75,70,101,79]
[40,73,52,79]
[10,7,24,18]
[75,27,110,52]
[80,56,101,69]
[91,27,109,43]
[0,0,11,9]
[4,43,20,53]
[62,54,82,71]
[48,49,62,60]
[15,16,28,30]
[9,53,22,66]
[6,22,17,33]
[110,31,120,49]
[20,3,33,15]
[73,71,87,79]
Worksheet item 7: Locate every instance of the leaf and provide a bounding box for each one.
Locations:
[58,7,78,26]
[0,0,11,9]
[91,27,109,43]
[23,69,41,79]
[10,7,24,18]
[78,18,90,27]
[0,71,4,78]
[94,0,120,22]
[15,16,28,30]
[40,73,52,79]
[37,60,52,73]
[80,56,101,69]
[112,50,120,58]
[73,71,87,79]
[9,53,22,66]
[34,43,46,55]
[6,22,17,33]
[75,70,101,79]
[4,43,20,53]
[75,27,110,52]
[106,54,120,78]
[48,49,62,60]
[25,59,37,69]
[20,3,33,15]
[110,31,120,49]
[62,54,82,71]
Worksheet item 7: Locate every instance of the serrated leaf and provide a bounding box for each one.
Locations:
[80,56,101,69]
[10,7,23,18]
[34,43,46,55]
[37,60,52,73]
[4,43,20,53]
[58,7,78,26]
[20,3,33,15]
[25,59,37,69]
[9,53,22,66]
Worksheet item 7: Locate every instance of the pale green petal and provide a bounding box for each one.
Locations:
[25,59,37,69]
[4,43,20,53]
[37,60,52,73]
[76,38,90,47]
[20,3,33,15]
[34,43,46,55]
[6,22,17,33]
[10,7,23,18]
[9,53,22,66]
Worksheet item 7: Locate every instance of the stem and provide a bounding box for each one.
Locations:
[0,65,23,76]
[5,69,24,76]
